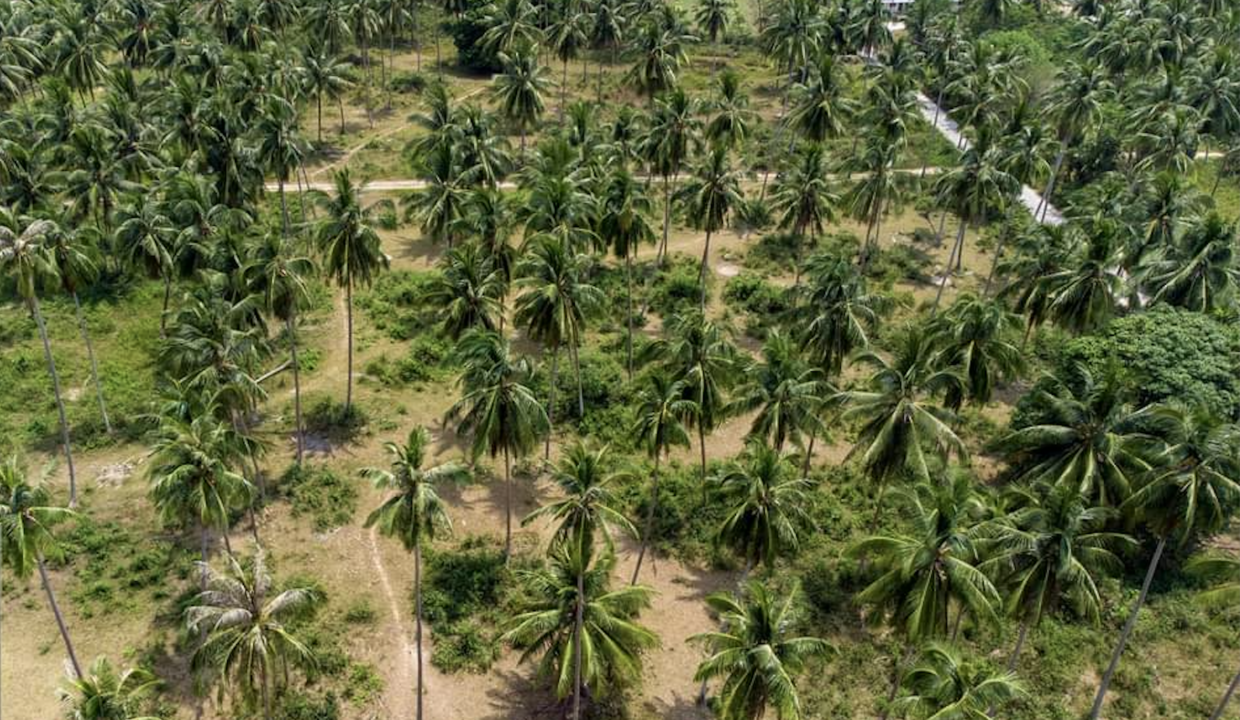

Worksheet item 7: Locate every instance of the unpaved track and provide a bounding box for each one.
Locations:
[369,526,417,718]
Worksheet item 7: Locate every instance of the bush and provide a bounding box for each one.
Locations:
[279,464,359,531]
[650,254,711,317]
[357,270,440,341]
[304,397,368,440]
[276,692,340,720]
[723,272,790,337]
[446,3,501,73]
[389,70,429,94]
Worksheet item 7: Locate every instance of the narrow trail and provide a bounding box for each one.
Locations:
[368,525,417,719]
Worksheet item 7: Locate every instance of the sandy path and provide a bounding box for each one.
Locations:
[368,526,417,718]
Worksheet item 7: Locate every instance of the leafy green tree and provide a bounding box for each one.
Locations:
[706,70,755,150]
[364,426,467,720]
[626,22,691,107]
[692,580,832,720]
[630,373,694,584]
[786,54,853,142]
[771,143,837,283]
[1140,212,1239,313]
[0,212,77,504]
[695,0,735,45]
[0,456,81,679]
[503,542,658,719]
[893,642,1025,719]
[1090,404,1240,719]
[680,145,743,307]
[646,87,702,262]
[480,0,542,56]
[791,252,884,380]
[524,441,637,553]
[730,330,826,459]
[315,168,391,410]
[301,49,354,140]
[448,330,549,558]
[426,242,505,339]
[930,293,1023,408]
[598,167,658,377]
[713,440,814,573]
[59,657,159,720]
[186,551,323,720]
[492,44,551,156]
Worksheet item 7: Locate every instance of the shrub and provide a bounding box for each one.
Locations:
[276,692,340,720]
[650,254,711,317]
[723,272,790,337]
[279,464,359,531]
[357,270,440,341]
[304,397,368,440]
[389,70,428,94]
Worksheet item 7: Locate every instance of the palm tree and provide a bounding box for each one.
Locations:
[1043,228,1124,336]
[597,167,658,377]
[894,643,1025,718]
[245,233,316,464]
[1090,405,1240,719]
[514,235,603,453]
[363,426,467,720]
[406,143,470,248]
[0,456,82,679]
[791,251,884,380]
[115,195,175,333]
[695,0,735,47]
[47,224,111,435]
[425,242,505,339]
[254,96,306,237]
[186,550,323,720]
[630,372,695,584]
[929,293,1023,408]
[59,656,159,720]
[837,329,966,526]
[315,168,391,411]
[503,542,658,718]
[480,0,543,56]
[1039,61,1110,221]
[713,441,814,573]
[549,2,589,119]
[994,366,1143,508]
[785,54,854,143]
[0,212,77,505]
[1140,212,1240,313]
[706,70,755,150]
[760,0,824,91]
[680,145,743,307]
[492,44,551,157]
[301,50,354,140]
[982,483,1134,673]
[448,330,549,558]
[846,135,908,268]
[646,87,702,263]
[1188,552,1240,720]
[626,23,690,107]
[770,143,837,283]
[524,441,637,552]
[730,330,825,460]
[692,580,833,720]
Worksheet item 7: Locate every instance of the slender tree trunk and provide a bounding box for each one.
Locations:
[932,221,967,314]
[571,339,584,418]
[435,30,442,79]
[161,273,172,336]
[317,94,324,142]
[659,175,673,267]
[288,313,305,464]
[1089,537,1167,720]
[631,452,660,585]
[339,96,346,135]
[572,566,585,720]
[415,535,425,720]
[545,345,559,460]
[37,555,82,679]
[386,28,395,111]
[503,444,513,560]
[345,277,354,411]
[987,618,1031,717]
[698,422,708,506]
[950,605,967,641]
[31,295,76,507]
[880,645,915,720]
[1208,657,1240,720]
[72,291,111,434]
[561,59,569,124]
[1040,140,1068,222]
[278,177,290,238]
[625,254,634,379]
[699,228,713,310]
[261,661,272,720]
[801,425,816,477]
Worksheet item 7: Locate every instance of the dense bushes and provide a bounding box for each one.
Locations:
[279,464,359,531]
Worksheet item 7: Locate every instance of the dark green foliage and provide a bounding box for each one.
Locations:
[363,336,452,386]
[650,254,712,317]
[357,270,441,341]
[275,692,341,720]
[279,464,359,531]
[723,273,790,337]
[304,396,369,438]
[389,71,429,94]
[446,2,502,73]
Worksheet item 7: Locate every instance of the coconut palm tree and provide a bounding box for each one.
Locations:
[114,194,176,332]
[1039,61,1111,221]
[548,1,589,119]
[480,0,543,56]
[626,22,691,107]
[692,580,833,720]
[630,372,695,584]
[0,211,78,505]
[1139,212,1240,313]
[836,329,966,526]
[760,0,824,90]
[597,167,658,377]
[1090,405,1240,719]
[770,143,837,283]
[791,251,885,380]
[705,70,755,150]
[315,168,390,411]
[244,233,316,464]
[730,330,826,460]
[363,426,467,720]
[59,656,159,720]
[982,483,1134,673]
[448,329,549,558]
[785,54,854,142]
[301,49,353,140]
[894,642,1025,719]
[713,440,814,573]
[645,311,743,499]
[503,542,658,719]
[425,242,505,339]
[492,44,551,157]
[645,87,702,263]
[0,456,81,679]
[186,550,323,720]
[514,235,603,452]
[680,145,743,307]
[695,0,735,47]
[254,95,306,236]
[994,366,1144,508]
[405,143,469,248]
[1187,552,1240,720]
[47,224,111,435]
[524,441,637,553]
[929,293,1023,408]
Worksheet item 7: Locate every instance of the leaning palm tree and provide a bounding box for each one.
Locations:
[692,580,833,720]
[59,656,159,720]
[186,550,323,720]
[523,441,637,553]
[713,441,814,574]
[363,426,468,720]
[47,223,111,435]
[448,329,549,558]
[1188,552,1240,720]
[1090,405,1240,719]
[680,145,743,307]
[0,456,82,679]
[245,233,316,464]
[503,541,658,719]
[492,44,552,157]
[629,373,695,584]
[0,211,77,505]
[1039,61,1110,221]
[893,642,1025,719]
[315,168,391,411]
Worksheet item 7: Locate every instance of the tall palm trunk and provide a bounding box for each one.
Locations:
[698,421,708,506]
[560,59,569,123]
[346,276,355,411]
[339,96,347,135]
[801,425,816,478]
[699,228,713,310]
[72,291,111,434]
[415,533,425,720]
[503,444,513,559]
[288,312,305,464]
[1039,137,1069,221]
[631,452,660,585]
[317,94,324,142]
[1089,536,1166,720]
[570,339,584,418]
[625,254,634,379]
[572,567,585,720]
[1209,658,1240,720]
[880,645,915,720]
[545,345,559,460]
[161,272,173,336]
[278,176,291,238]
[932,220,967,314]
[37,554,82,679]
[31,295,76,506]
[659,174,674,267]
